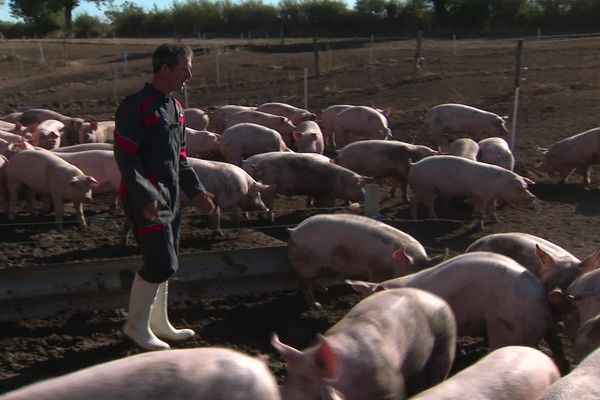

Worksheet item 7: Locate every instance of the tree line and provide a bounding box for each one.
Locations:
[2,0,600,39]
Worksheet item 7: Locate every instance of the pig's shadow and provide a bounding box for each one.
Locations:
[531,183,600,215]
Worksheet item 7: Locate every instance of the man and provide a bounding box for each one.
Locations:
[114,43,215,350]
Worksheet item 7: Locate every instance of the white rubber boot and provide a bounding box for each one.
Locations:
[150,280,195,341]
[123,274,170,351]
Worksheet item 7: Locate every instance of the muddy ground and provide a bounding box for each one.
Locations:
[0,36,599,393]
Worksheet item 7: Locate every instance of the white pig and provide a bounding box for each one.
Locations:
[537,346,600,400]
[537,127,600,185]
[5,149,99,228]
[348,252,569,373]
[0,138,34,159]
[466,232,600,291]
[210,105,256,132]
[334,106,392,148]
[52,143,114,153]
[52,150,120,195]
[184,107,210,131]
[423,103,509,149]
[225,110,296,145]
[256,102,317,125]
[272,288,456,400]
[335,140,438,202]
[477,136,515,170]
[573,313,600,363]
[185,128,220,157]
[0,347,281,400]
[18,108,85,146]
[77,120,115,144]
[411,346,560,400]
[292,121,324,154]
[288,213,442,306]
[321,105,391,148]
[448,138,479,160]
[219,123,291,166]
[31,119,64,149]
[408,155,535,228]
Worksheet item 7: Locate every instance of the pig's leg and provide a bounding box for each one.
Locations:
[25,188,38,216]
[558,167,574,184]
[545,329,570,375]
[576,165,591,186]
[301,278,321,309]
[209,207,224,237]
[75,201,87,227]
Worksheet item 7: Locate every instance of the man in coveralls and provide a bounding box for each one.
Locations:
[114,43,215,350]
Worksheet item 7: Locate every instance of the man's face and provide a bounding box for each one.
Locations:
[163,54,192,92]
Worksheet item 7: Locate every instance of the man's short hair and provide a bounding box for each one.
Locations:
[152,43,193,73]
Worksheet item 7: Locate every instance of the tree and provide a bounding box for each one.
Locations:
[10,0,112,31]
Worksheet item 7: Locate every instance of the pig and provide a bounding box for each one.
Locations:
[224,110,296,145]
[448,138,479,160]
[573,313,600,363]
[241,152,366,212]
[30,119,64,150]
[423,103,509,150]
[184,157,275,231]
[0,129,28,144]
[5,149,99,228]
[52,143,114,153]
[537,127,600,185]
[185,128,220,157]
[348,252,569,373]
[0,138,34,159]
[219,123,291,166]
[1,112,23,123]
[292,121,324,154]
[0,121,31,140]
[256,102,317,125]
[52,150,120,196]
[272,287,456,400]
[321,105,391,148]
[478,137,515,170]
[335,140,438,202]
[466,232,600,291]
[287,213,443,307]
[18,108,85,146]
[537,346,600,400]
[77,120,115,144]
[334,106,392,148]
[0,347,281,400]
[184,107,210,131]
[210,105,256,133]
[408,155,535,228]
[411,346,560,400]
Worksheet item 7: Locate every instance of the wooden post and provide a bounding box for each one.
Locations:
[369,34,374,63]
[280,26,284,45]
[304,68,308,110]
[452,33,456,55]
[412,31,422,81]
[510,40,523,153]
[313,36,320,76]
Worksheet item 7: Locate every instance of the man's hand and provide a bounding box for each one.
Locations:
[143,200,161,221]
[191,192,216,215]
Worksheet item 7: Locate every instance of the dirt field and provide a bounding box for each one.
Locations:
[1,35,600,394]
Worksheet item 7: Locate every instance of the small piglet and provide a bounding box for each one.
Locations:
[272,287,456,400]
[0,347,281,400]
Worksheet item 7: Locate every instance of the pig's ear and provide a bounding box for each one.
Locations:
[359,175,375,184]
[314,335,338,380]
[271,333,303,364]
[87,176,100,187]
[345,279,377,295]
[579,249,600,274]
[292,131,303,141]
[382,106,392,117]
[322,386,345,400]
[536,244,558,278]
[522,177,535,186]
[309,113,317,121]
[393,248,414,265]
[547,287,575,312]
[501,115,510,121]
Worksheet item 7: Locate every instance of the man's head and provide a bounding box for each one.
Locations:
[152,43,193,94]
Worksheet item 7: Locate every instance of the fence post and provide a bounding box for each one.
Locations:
[280,26,284,45]
[123,51,128,73]
[313,36,320,76]
[537,28,541,41]
[452,33,457,55]
[369,34,374,63]
[215,47,221,86]
[304,68,308,110]
[510,39,523,154]
[412,30,422,81]
[38,42,45,64]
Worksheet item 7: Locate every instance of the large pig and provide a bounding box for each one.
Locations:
[448,138,479,160]
[272,287,456,400]
[0,347,281,400]
[52,150,120,196]
[5,149,99,228]
[210,105,256,132]
[219,123,290,166]
[77,120,115,144]
[412,346,560,400]
[466,232,600,291]
[31,119,64,149]
[184,107,210,131]
[18,108,85,146]
[52,142,114,153]
[241,152,366,211]
[256,102,316,125]
[292,121,324,154]
[408,155,535,228]
[1,111,23,123]
[348,252,569,373]
[334,106,392,148]
[225,110,296,145]
[478,136,515,170]
[423,103,509,149]
[537,127,600,185]
[185,128,220,157]
[184,157,275,230]
[321,104,353,147]
[537,346,600,400]
[288,213,443,306]
[573,313,600,363]
[336,140,438,202]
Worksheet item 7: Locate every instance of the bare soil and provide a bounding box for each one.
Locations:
[1,36,599,393]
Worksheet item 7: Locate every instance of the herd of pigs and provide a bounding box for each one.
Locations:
[2,101,600,399]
